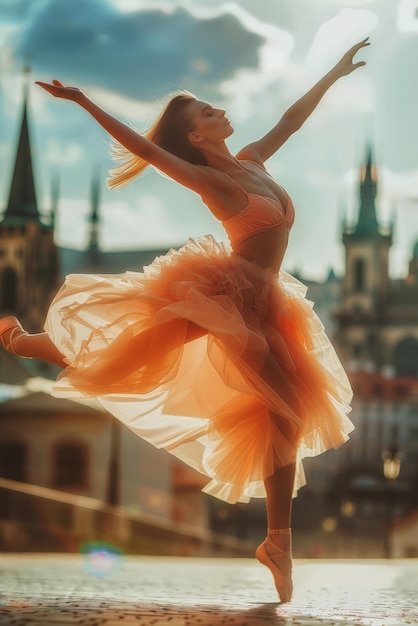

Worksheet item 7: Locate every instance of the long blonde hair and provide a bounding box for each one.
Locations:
[107,91,206,190]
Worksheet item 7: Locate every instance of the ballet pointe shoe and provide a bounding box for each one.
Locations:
[255,528,293,603]
[0,316,31,358]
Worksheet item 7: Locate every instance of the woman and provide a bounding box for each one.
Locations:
[0,38,369,602]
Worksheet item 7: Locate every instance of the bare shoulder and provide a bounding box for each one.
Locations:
[235,145,266,169]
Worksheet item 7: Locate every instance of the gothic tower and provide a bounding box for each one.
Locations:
[0,74,60,331]
[88,169,100,251]
[407,239,418,285]
[335,146,393,370]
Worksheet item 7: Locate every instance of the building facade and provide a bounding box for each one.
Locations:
[293,149,418,557]
[335,147,418,376]
[0,84,60,332]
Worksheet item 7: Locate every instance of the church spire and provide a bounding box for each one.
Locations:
[50,171,60,230]
[88,167,101,251]
[355,145,379,237]
[3,67,40,224]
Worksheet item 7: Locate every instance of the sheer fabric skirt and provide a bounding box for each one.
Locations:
[46,235,353,504]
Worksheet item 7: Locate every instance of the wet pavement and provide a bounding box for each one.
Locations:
[0,554,417,625]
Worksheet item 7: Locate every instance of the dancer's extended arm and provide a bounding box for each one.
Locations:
[238,38,370,163]
[35,81,216,194]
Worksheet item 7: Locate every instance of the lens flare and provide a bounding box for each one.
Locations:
[80,541,123,577]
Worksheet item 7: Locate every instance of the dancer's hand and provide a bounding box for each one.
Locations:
[35,79,85,103]
[333,38,370,77]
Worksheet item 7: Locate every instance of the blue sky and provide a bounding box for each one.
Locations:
[1,0,418,279]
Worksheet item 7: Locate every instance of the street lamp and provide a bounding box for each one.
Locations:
[322,516,337,533]
[381,443,403,558]
[106,417,121,506]
[341,499,356,518]
[382,447,402,481]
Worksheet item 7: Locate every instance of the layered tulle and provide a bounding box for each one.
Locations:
[45,235,353,504]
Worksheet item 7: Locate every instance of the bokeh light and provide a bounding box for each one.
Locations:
[80,541,124,578]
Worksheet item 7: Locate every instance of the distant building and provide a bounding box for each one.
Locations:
[0,82,60,332]
[332,147,418,516]
[392,508,418,558]
[295,149,418,557]
[310,371,418,514]
[0,369,175,520]
[334,146,418,375]
[293,267,341,336]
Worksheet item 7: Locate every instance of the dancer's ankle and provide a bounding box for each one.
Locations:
[268,528,291,536]
[266,528,292,551]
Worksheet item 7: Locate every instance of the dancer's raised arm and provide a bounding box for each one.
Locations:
[238,38,370,164]
[35,81,218,195]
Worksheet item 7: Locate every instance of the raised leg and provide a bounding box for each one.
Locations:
[11,333,67,368]
[0,315,206,371]
[0,317,67,367]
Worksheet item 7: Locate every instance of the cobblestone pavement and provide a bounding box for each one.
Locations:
[0,554,417,626]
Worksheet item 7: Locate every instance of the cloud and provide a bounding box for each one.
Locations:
[55,198,91,249]
[0,0,40,22]
[53,193,206,250]
[321,0,376,5]
[373,34,418,171]
[100,191,224,248]
[305,167,341,192]
[380,167,418,273]
[307,8,378,75]
[12,0,268,101]
[101,196,179,249]
[398,0,418,33]
[44,139,84,167]
[379,167,418,206]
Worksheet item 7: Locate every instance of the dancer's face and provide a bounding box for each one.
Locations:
[186,100,234,145]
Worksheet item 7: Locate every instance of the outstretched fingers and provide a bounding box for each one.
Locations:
[353,37,370,51]
[353,61,366,69]
[35,80,83,102]
[337,37,370,76]
[348,38,370,59]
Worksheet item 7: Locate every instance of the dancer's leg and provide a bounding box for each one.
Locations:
[257,459,296,603]
[53,318,206,387]
[10,332,67,367]
[264,462,296,530]
[251,352,301,602]
[1,315,206,370]
[0,317,66,367]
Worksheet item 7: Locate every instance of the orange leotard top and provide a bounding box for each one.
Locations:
[222,191,295,248]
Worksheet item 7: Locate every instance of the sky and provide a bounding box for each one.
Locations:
[1,0,418,279]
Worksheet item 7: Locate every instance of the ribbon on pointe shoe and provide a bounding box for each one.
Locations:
[0,316,31,358]
[255,528,293,603]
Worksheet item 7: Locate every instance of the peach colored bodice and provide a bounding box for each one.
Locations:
[222,191,295,248]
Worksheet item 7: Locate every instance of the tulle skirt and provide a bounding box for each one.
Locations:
[45,235,353,504]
